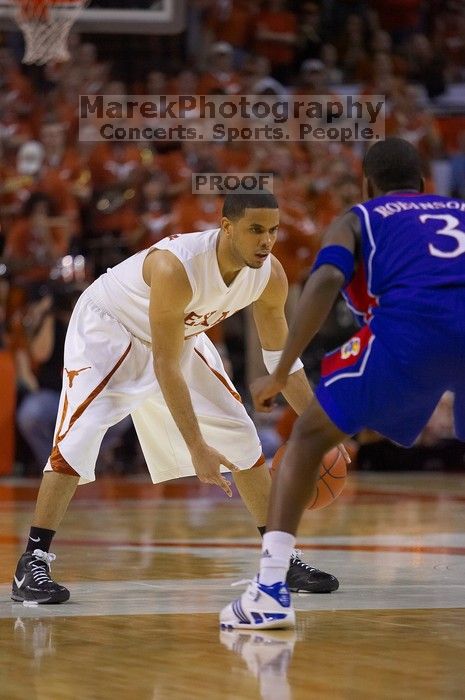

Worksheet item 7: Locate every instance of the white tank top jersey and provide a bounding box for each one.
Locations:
[88,228,272,343]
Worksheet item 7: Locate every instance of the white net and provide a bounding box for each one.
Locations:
[15,0,87,64]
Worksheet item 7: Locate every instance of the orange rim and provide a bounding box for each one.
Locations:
[16,0,83,20]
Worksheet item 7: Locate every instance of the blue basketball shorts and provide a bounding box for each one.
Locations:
[314,324,465,447]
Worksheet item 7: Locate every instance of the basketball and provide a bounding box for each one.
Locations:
[271,444,347,510]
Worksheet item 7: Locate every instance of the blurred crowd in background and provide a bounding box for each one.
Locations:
[0,0,465,477]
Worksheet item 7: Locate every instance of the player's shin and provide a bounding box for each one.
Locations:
[32,471,80,531]
[266,404,347,536]
[232,461,271,529]
[266,433,324,536]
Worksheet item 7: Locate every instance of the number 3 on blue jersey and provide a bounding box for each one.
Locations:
[420,214,465,259]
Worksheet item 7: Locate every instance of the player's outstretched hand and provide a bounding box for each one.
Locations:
[191,442,239,497]
[250,374,284,413]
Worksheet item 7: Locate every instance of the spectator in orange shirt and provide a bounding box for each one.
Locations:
[358,31,409,84]
[1,141,79,236]
[433,6,465,81]
[77,43,111,95]
[146,70,168,95]
[0,48,35,115]
[405,33,447,99]
[360,51,402,103]
[86,142,144,258]
[41,88,80,142]
[240,54,273,93]
[292,57,330,95]
[254,0,298,84]
[386,83,443,164]
[272,199,318,293]
[320,43,343,85]
[312,173,361,235]
[208,0,257,66]
[257,144,310,204]
[337,13,369,82]
[4,192,71,287]
[87,140,144,191]
[40,121,91,206]
[295,1,325,66]
[369,0,424,45]
[151,144,192,199]
[172,193,223,234]
[0,106,35,151]
[130,173,174,252]
[169,69,199,96]
[197,42,242,94]
[0,145,37,230]
[238,53,286,95]
[262,144,320,295]
[216,141,255,173]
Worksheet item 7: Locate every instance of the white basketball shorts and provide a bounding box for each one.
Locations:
[44,289,263,484]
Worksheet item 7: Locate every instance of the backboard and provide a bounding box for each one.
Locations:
[0,0,185,34]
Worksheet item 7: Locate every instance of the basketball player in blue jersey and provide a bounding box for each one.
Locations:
[221,137,465,629]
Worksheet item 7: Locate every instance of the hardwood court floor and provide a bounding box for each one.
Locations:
[1,472,465,700]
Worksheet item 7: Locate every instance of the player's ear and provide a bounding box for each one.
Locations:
[221,216,233,236]
[419,177,425,193]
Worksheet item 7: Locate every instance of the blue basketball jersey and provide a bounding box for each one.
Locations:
[315,193,465,445]
[349,193,465,336]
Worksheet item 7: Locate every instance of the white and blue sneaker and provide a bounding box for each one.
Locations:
[220,577,295,630]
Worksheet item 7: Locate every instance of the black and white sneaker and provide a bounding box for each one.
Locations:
[11,549,70,604]
[286,549,339,593]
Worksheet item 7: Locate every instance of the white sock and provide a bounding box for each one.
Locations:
[259,531,296,586]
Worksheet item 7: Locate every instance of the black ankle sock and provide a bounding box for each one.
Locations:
[258,526,266,537]
[26,527,56,553]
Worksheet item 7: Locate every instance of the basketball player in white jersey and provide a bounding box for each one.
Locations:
[12,191,340,604]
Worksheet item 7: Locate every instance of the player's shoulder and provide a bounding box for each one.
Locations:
[322,208,361,244]
[144,248,193,305]
[256,254,288,305]
[269,253,287,281]
[144,246,187,283]
[156,228,219,259]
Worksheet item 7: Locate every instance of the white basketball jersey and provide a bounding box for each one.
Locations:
[88,228,272,343]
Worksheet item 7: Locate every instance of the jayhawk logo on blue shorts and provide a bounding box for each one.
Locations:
[341,337,361,360]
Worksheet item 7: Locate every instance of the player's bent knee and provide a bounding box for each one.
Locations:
[290,402,343,453]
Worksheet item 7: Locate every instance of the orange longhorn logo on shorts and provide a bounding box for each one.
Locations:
[64,366,92,388]
[340,338,361,360]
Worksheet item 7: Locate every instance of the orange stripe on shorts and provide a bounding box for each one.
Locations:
[50,342,132,475]
[194,348,242,403]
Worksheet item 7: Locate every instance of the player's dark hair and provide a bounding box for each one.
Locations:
[363,137,423,193]
[222,191,278,221]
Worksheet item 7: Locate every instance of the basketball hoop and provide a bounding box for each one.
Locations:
[14,0,88,64]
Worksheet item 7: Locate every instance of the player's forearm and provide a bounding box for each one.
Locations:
[281,368,313,416]
[281,369,313,416]
[153,361,205,451]
[274,266,344,384]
